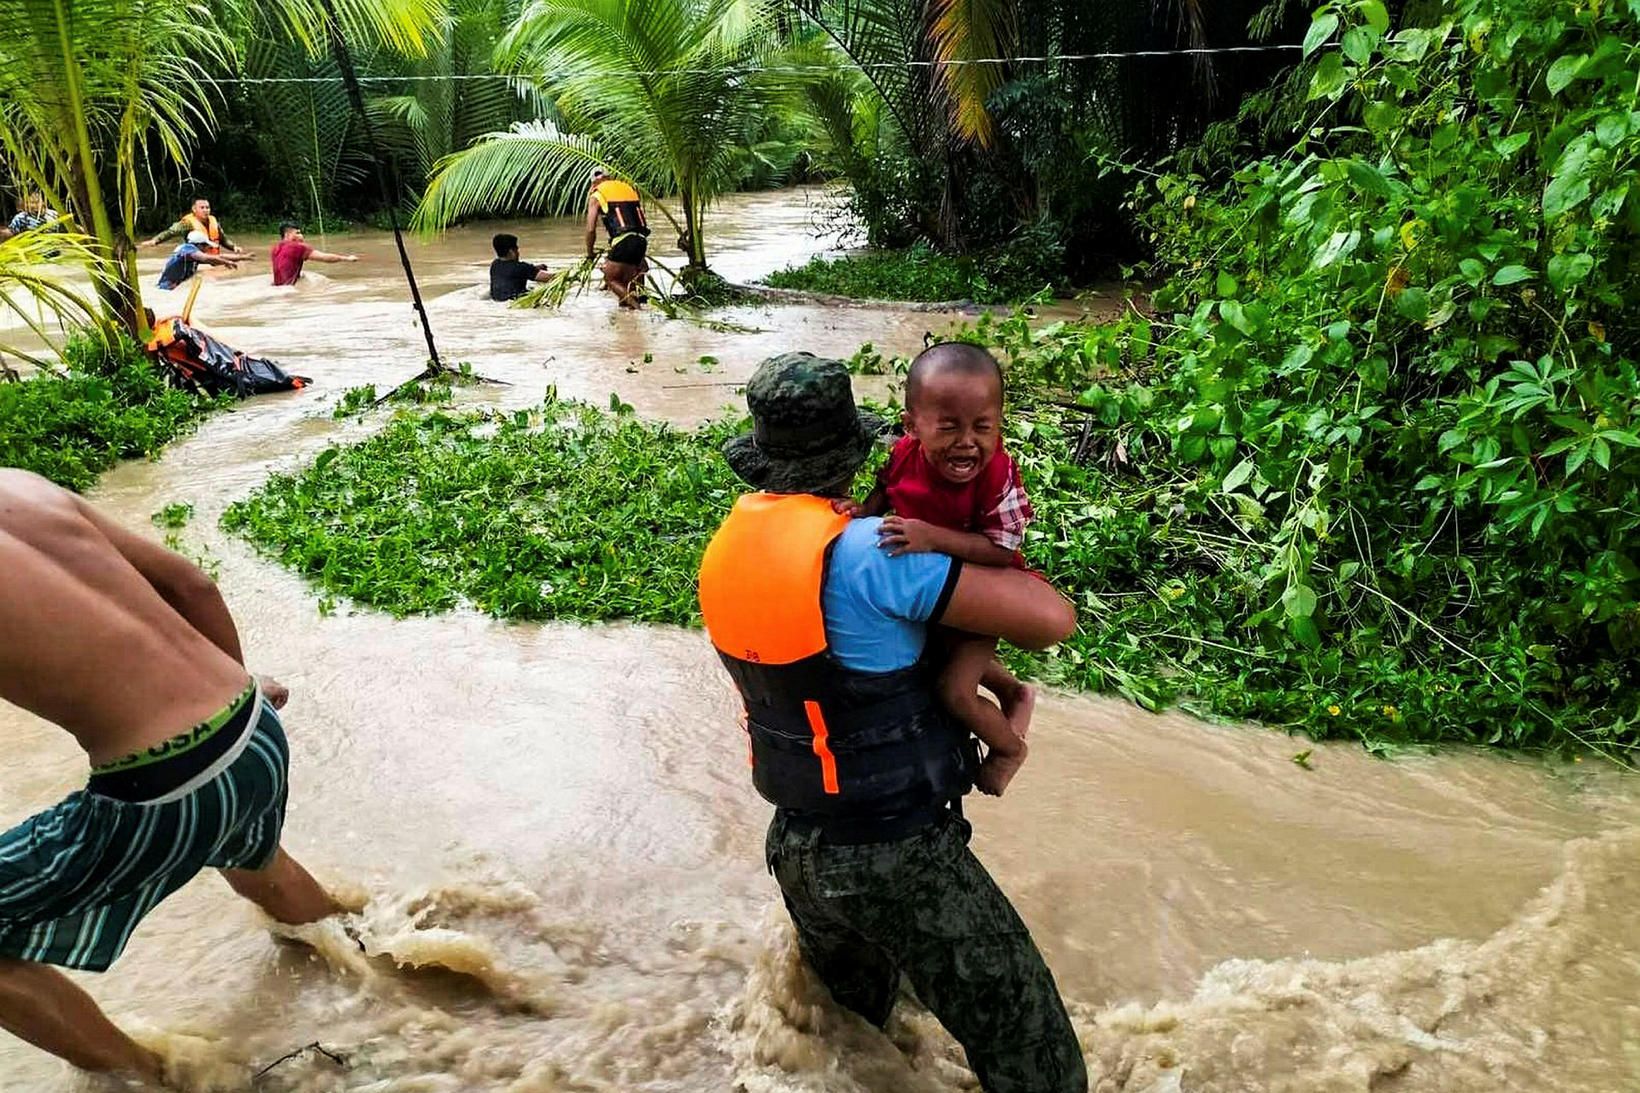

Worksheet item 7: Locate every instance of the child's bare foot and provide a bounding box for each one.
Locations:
[1005,684,1037,740]
[975,741,1028,797]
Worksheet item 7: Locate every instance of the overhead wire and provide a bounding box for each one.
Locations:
[200,43,1304,85]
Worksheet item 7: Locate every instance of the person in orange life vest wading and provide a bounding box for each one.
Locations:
[142,197,251,260]
[697,353,1088,1093]
[585,169,650,309]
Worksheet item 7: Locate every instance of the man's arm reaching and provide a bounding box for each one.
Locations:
[142,221,186,247]
[585,196,601,257]
[69,496,245,664]
[310,249,358,263]
[937,564,1075,650]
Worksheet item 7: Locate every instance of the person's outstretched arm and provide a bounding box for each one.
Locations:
[584,195,600,257]
[937,564,1075,650]
[310,250,359,263]
[142,221,185,247]
[70,495,245,664]
[197,252,240,269]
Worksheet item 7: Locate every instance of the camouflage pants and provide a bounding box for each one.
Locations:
[766,810,1087,1093]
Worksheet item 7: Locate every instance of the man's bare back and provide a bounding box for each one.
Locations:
[0,469,249,766]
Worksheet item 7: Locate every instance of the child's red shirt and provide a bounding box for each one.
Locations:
[878,435,1033,567]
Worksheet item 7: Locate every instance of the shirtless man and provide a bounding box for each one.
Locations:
[0,469,340,1084]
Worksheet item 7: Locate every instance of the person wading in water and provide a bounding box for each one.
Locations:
[142,197,251,260]
[585,169,650,308]
[270,221,359,285]
[0,470,343,1084]
[697,353,1089,1092]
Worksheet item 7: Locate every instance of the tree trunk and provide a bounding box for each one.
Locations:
[52,0,141,340]
[681,188,707,271]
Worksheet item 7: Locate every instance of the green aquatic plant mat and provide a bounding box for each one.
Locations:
[223,398,744,623]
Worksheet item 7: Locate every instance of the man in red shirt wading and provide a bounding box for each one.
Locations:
[270,221,359,286]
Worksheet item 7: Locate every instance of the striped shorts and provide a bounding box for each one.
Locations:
[0,694,289,972]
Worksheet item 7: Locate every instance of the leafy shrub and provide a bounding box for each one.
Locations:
[0,333,221,491]
[984,0,1640,754]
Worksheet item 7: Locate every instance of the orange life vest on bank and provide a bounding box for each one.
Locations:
[183,213,222,254]
[698,493,975,818]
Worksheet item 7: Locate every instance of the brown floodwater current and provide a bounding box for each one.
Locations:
[3,190,1639,1092]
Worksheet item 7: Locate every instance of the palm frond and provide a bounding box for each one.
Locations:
[412,120,616,227]
[0,223,105,366]
[262,0,447,58]
[928,0,1015,146]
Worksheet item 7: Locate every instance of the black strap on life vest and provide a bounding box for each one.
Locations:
[602,201,649,241]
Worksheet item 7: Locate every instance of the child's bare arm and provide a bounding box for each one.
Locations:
[832,484,890,519]
[878,517,1017,566]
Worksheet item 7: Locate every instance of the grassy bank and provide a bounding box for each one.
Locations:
[1,334,223,491]
[765,244,1058,305]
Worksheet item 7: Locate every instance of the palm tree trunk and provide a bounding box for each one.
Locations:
[50,0,139,336]
[682,187,707,271]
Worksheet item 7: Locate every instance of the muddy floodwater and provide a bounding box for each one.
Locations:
[3,190,1639,1092]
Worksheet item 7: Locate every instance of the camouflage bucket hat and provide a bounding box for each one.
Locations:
[723,352,885,493]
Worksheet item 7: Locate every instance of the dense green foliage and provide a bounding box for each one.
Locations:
[764,242,1056,303]
[223,398,743,620]
[0,334,221,491]
[169,0,826,240]
[979,0,1640,754]
[798,0,1302,272]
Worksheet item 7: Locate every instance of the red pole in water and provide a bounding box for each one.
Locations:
[317,0,444,374]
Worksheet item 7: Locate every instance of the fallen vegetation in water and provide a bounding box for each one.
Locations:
[765,243,1057,306]
[0,333,223,492]
[224,396,744,622]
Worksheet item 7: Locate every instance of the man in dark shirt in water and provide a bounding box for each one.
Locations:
[489,233,552,301]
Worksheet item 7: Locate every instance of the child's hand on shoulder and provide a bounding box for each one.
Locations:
[830,497,866,518]
[877,515,936,556]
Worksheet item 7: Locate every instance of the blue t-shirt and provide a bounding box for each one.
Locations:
[821,517,958,673]
[157,243,203,290]
[7,209,56,234]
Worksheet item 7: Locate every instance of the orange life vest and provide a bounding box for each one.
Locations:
[183,213,222,254]
[698,493,974,818]
[592,179,649,241]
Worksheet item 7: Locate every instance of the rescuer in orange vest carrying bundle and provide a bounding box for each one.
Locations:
[697,353,1089,1093]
